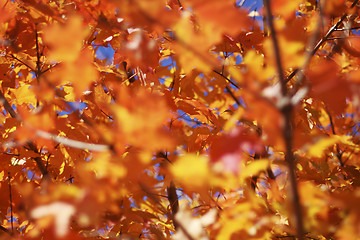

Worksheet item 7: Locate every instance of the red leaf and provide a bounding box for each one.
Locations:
[209,126,265,174]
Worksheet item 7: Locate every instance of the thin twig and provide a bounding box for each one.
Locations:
[0,91,19,120]
[325,107,346,167]
[213,70,240,89]
[225,86,242,106]
[335,26,360,31]
[176,0,183,9]
[263,0,286,95]
[2,129,109,152]
[9,54,35,72]
[34,26,42,79]
[8,172,14,234]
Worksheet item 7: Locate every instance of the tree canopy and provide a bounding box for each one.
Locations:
[0,0,360,239]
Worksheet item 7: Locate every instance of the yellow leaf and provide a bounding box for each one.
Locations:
[171,154,209,190]
[172,11,217,73]
[86,152,127,179]
[308,137,338,158]
[243,50,275,83]
[63,86,76,102]
[12,84,37,106]
[224,108,244,132]
[94,84,111,105]
[307,135,354,158]
[240,159,270,181]
[48,48,99,97]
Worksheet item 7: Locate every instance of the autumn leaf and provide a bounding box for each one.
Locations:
[171,154,210,190]
[209,126,265,174]
[43,15,89,62]
[1,0,360,239]
[11,84,37,106]
[0,0,16,24]
[190,0,252,39]
[307,135,355,158]
[47,47,99,96]
[271,0,302,20]
[307,57,351,114]
[344,37,360,58]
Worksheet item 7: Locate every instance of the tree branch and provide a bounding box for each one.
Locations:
[263,0,304,239]
[167,181,179,229]
[0,90,49,177]
[213,70,240,89]
[8,54,35,72]
[35,130,109,152]
[0,224,10,235]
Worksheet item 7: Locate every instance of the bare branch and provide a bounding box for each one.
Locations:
[167,181,179,229]
[0,224,10,234]
[35,130,109,152]
[263,0,304,238]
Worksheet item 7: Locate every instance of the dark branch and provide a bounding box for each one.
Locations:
[263,0,305,238]
[167,181,179,229]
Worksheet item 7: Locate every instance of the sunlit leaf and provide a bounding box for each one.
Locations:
[43,15,89,62]
[171,154,210,190]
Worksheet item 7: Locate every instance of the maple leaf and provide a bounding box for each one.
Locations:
[0,0,16,24]
[47,48,99,96]
[112,87,174,151]
[307,57,351,114]
[1,0,360,239]
[190,0,252,39]
[271,0,302,20]
[43,15,89,63]
[172,11,219,73]
[171,153,210,191]
[344,37,360,58]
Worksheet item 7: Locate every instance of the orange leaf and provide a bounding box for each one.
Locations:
[344,37,360,58]
[48,48,99,96]
[271,0,302,20]
[307,58,350,114]
[0,0,16,24]
[190,0,252,38]
[43,15,89,62]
